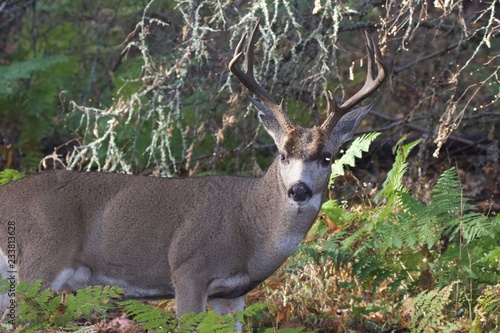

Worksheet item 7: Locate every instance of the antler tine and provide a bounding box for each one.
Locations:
[229,19,294,132]
[321,31,387,134]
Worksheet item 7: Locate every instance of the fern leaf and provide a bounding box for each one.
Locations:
[404,282,459,333]
[375,136,421,203]
[22,279,43,299]
[197,311,234,333]
[0,56,68,97]
[179,311,206,332]
[237,302,270,323]
[461,213,492,242]
[120,299,175,332]
[330,132,380,179]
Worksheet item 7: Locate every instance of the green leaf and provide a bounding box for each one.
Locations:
[375,136,422,203]
[0,169,24,185]
[331,132,380,179]
[0,56,68,97]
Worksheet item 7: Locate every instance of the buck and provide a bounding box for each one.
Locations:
[0,21,386,325]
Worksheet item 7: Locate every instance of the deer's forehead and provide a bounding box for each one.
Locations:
[282,127,332,160]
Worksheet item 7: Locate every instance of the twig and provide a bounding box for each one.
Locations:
[367,110,477,146]
[393,41,462,74]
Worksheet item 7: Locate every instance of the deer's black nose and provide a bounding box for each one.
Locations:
[288,182,312,202]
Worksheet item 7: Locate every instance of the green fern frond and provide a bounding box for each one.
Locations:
[341,223,372,251]
[301,237,352,269]
[320,200,351,227]
[404,282,460,333]
[35,288,54,311]
[236,301,270,323]
[330,132,380,180]
[376,221,403,249]
[0,56,68,98]
[430,168,468,214]
[14,281,124,329]
[374,136,421,225]
[375,136,421,204]
[196,310,235,333]
[120,299,175,332]
[179,311,207,332]
[460,213,493,242]
[19,279,43,299]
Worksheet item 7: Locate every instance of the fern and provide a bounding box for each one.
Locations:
[13,280,124,331]
[403,282,460,333]
[330,132,380,180]
[428,168,467,239]
[120,299,176,332]
[196,311,235,333]
[121,300,305,332]
[0,169,24,185]
[396,191,437,248]
[375,136,422,235]
[375,136,421,203]
[341,136,422,253]
[236,302,270,324]
[297,135,499,330]
[121,300,238,333]
[0,56,68,98]
[298,202,353,268]
[430,169,497,243]
[179,311,208,332]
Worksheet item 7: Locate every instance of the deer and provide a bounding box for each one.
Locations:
[0,20,386,327]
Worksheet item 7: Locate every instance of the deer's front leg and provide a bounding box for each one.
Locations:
[174,278,207,316]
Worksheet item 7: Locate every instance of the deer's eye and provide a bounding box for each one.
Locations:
[278,153,286,162]
[320,153,332,167]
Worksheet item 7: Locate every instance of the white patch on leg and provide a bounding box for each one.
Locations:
[51,268,75,291]
[66,266,91,289]
[51,266,91,291]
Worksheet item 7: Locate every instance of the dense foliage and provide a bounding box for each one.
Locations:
[1,0,498,176]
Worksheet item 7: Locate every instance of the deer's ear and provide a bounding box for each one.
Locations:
[249,96,284,144]
[331,103,373,144]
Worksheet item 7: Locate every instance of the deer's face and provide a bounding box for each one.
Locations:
[276,126,337,206]
[229,20,386,209]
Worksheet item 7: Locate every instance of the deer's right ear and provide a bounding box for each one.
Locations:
[249,96,284,143]
[331,103,373,144]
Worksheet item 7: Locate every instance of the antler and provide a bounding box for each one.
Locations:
[321,31,387,135]
[228,19,295,133]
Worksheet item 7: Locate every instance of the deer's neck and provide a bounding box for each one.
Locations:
[245,157,324,278]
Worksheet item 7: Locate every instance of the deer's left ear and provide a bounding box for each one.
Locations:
[331,103,373,144]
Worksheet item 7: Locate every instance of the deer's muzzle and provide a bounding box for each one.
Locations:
[288,182,312,203]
